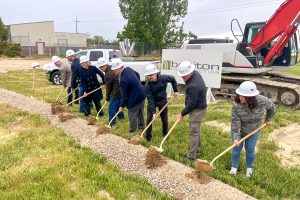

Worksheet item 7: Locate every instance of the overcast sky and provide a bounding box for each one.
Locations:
[0,0,286,40]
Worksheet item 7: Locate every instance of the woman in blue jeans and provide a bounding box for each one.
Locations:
[230,81,275,178]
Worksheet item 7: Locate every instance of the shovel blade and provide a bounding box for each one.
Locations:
[104,124,111,128]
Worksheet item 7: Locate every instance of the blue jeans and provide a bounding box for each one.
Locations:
[231,131,261,168]
[79,87,93,113]
[109,98,124,126]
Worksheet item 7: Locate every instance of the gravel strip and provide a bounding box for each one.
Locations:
[0,89,256,200]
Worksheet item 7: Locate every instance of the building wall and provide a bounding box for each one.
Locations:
[9,21,55,46]
[55,32,87,48]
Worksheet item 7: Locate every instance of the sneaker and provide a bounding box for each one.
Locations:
[246,168,252,178]
[229,167,237,176]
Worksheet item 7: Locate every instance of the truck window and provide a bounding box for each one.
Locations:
[109,50,121,61]
[90,51,104,61]
[76,51,88,59]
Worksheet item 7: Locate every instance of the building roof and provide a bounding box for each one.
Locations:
[9,20,54,26]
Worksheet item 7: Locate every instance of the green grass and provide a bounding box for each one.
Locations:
[0,104,173,200]
[1,70,300,199]
[273,62,300,77]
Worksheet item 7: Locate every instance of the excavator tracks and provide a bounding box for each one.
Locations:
[212,74,300,109]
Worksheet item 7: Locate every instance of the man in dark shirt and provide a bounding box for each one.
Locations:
[176,61,207,160]
[144,64,179,141]
[111,58,146,133]
[79,56,105,116]
[97,57,124,126]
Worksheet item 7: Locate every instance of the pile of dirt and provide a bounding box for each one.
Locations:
[185,170,212,184]
[96,125,110,135]
[87,116,97,125]
[51,102,65,115]
[58,113,76,122]
[194,159,213,172]
[128,135,144,145]
[145,146,167,169]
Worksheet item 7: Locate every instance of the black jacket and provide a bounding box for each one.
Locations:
[79,65,105,98]
[71,58,81,89]
[104,66,121,101]
[181,71,207,116]
[146,74,178,113]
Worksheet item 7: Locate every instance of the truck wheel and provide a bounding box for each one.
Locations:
[51,71,62,85]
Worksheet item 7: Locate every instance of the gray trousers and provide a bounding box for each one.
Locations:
[128,100,145,132]
[187,108,207,159]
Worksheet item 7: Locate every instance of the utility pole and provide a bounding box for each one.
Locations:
[73,16,80,34]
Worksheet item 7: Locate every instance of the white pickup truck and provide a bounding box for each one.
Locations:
[44,49,158,85]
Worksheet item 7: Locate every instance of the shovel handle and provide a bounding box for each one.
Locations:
[56,87,66,102]
[210,123,266,165]
[158,118,181,150]
[108,110,122,126]
[60,86,78,102]
[66,85,105,106]
[96,101,108,118]
[140,96,175,137]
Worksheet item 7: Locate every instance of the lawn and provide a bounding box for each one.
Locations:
[272,62,300,77]
[0,69,300,199]
[0,103,173,200]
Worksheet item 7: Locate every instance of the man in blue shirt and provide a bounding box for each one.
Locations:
[111,58,146,133]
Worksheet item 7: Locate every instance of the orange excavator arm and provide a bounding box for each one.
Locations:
[249,0,300,65]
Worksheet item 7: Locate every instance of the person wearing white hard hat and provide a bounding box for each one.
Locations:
[111,58,146,133]
[230,81,275,178]
[79,55,105,116]
[51,55,73,104]
[97,57,124,126]
[144,64,179,141]
[31,62,40,69]
[176,61,207,160]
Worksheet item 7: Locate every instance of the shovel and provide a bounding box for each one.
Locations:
[59,86,79,103]
[56,87,66,102]
[151,118,181,153]
[96,101,108,120]
[129,96,176,144]
[195,123,267,172]
[66,85,105,107]
[31,68,35,98]
[105,110,122,128]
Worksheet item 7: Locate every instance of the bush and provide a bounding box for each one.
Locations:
[0,42,21,57]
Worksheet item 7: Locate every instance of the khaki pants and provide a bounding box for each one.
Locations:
[187,108,207,159]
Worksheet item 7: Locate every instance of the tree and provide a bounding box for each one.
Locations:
[0,17,9,42]
[118,0,188,48]
[87,35,105,46]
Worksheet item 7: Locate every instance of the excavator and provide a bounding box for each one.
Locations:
[182,0,300,108]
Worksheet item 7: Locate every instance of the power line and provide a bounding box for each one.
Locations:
[73,16,80,34]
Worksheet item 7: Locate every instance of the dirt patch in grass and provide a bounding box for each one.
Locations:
[96,125,110,135]
[58,113,76,122]
[145,146,167,169]
[205,120,231,133]
[87,116,97,125]
[269,124,300,167]
[51,102,65,114]
[185,170,212,184]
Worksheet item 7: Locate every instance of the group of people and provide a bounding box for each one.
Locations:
[46,49,276,178]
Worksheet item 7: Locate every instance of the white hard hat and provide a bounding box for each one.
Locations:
[178,61,195,76]
[51,55,61,63]
[110,58,124,70]
[31,62,39,68]
[80,55,89,64]
[236,81,259,97]
[66,49,75,57]
[145,64,159,76]
[97,57,108,68]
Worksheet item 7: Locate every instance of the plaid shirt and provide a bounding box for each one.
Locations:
[231,95,276,141]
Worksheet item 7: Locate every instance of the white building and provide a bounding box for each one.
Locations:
[8,20,88,55]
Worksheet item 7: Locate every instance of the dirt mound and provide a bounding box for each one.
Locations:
[145,146,167,169]
[128,135,144,145]
[87,116,97,125]
[194,159,213,172]
[51,102,65,114]
[96,125,110,135]
[185,170,212,184]
[269,124,300,167]
[58,113,76,122]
